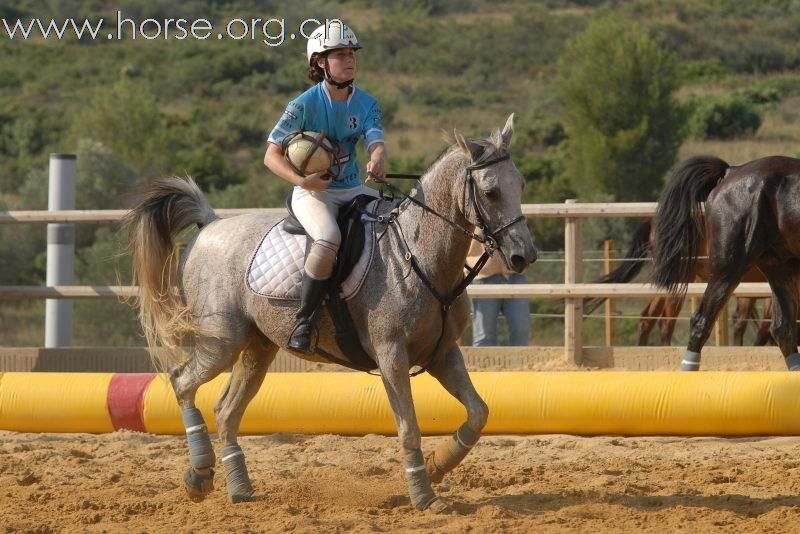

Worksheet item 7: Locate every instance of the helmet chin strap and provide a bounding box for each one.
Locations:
[323,61,354,90]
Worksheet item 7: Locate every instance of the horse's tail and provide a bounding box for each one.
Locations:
[124,177,218,372]
[584,220,652,314]
[652,155,729,295]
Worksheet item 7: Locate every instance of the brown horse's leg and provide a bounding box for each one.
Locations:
[759,265,800,370]
[684,277,740,371]
[637,297,664,346]
[214,336,277,503]
[424,345,488,485]
[732,297,754,346]
[659,296,684,346]
[376,346,446,512]
[755,299,773,346]
[171,336,243,502]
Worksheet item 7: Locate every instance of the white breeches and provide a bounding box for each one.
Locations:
[291,184,379,280]
[291,185,379,246]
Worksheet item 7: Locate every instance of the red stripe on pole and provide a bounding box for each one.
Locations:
[107,373,156,432]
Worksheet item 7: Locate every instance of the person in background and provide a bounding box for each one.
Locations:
[466,238,531,346]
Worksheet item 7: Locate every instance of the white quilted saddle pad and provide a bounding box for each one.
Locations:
[246,216,375,301]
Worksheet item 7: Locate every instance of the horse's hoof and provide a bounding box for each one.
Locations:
[425,496,454,514]
[230,490,259,504]
[425,453,445,484]
[183,468,214,502]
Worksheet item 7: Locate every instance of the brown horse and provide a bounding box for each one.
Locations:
[652,155,800,371]
[586,220,772,346]
[732,297,773,346]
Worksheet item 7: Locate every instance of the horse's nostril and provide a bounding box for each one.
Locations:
[510,255,527,273]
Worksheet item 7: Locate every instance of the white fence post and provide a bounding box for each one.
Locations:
[564,199,583,365]
[45,154,76,347]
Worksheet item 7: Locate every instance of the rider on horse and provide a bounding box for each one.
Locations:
[263,20,387,353]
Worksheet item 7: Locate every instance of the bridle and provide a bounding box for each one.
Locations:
[368,151,526,374]
[462,153,526,256]
[373,151,525,305]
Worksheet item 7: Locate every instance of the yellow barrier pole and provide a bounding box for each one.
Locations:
[4,372,800,437]
[143,372,800,437]
[0,372,114,433]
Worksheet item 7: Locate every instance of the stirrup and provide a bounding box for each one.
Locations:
[287,320,314,353]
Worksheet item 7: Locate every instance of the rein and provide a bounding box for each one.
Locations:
[371,153,524,259]
[367,153,525,374]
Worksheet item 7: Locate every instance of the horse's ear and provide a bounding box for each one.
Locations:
[455,130,484,162]
[501,113,515,151]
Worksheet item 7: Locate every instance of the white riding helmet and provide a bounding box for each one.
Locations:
[306,20,362,66]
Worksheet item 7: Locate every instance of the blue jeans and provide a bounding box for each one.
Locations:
[471,273,530,346]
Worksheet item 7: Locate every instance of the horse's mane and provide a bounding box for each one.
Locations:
[426,129,506,174]
[408,129,507,209]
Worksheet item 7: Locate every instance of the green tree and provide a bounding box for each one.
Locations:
[557,17,686,201]
[68,78,171,179]
[74,227,142,347]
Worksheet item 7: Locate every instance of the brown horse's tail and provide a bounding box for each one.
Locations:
[123,177,218,372]
[652,155,729,295]
[584,220,652,314]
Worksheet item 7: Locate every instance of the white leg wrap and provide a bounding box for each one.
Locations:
[403,448,437,510]
[786,352,800,371]
[426,424,480,484]
[182,407,215,469]
[680,350,701,371]
[222,444,254,502]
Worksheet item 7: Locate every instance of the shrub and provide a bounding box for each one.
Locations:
[688,95,761,140]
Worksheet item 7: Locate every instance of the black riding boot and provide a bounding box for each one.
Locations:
[287,273,329,353]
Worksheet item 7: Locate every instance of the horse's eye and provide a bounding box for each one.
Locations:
[483,188,499,201]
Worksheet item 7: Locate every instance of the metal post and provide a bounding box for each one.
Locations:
[603,240,616,346]
[564,199,583,365]
[45,153,76,347]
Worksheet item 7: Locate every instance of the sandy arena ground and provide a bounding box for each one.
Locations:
[2,430,800,533]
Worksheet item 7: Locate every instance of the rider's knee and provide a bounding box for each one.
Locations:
[306,239,338,280]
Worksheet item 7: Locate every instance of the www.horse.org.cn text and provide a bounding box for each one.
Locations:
[1,13,347,47]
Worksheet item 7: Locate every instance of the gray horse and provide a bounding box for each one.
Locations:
[125,114,537,512]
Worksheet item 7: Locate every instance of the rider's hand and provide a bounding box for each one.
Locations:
[301,170,331,192]
[366,156,386,183]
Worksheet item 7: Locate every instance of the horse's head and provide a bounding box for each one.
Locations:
[454,114,538,272]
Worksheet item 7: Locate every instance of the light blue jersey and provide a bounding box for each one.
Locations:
[268,82,384,189]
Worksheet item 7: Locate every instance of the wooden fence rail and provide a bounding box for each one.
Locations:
[0,201,759,361]
[0,283,776,301]
[0,202,659,224]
